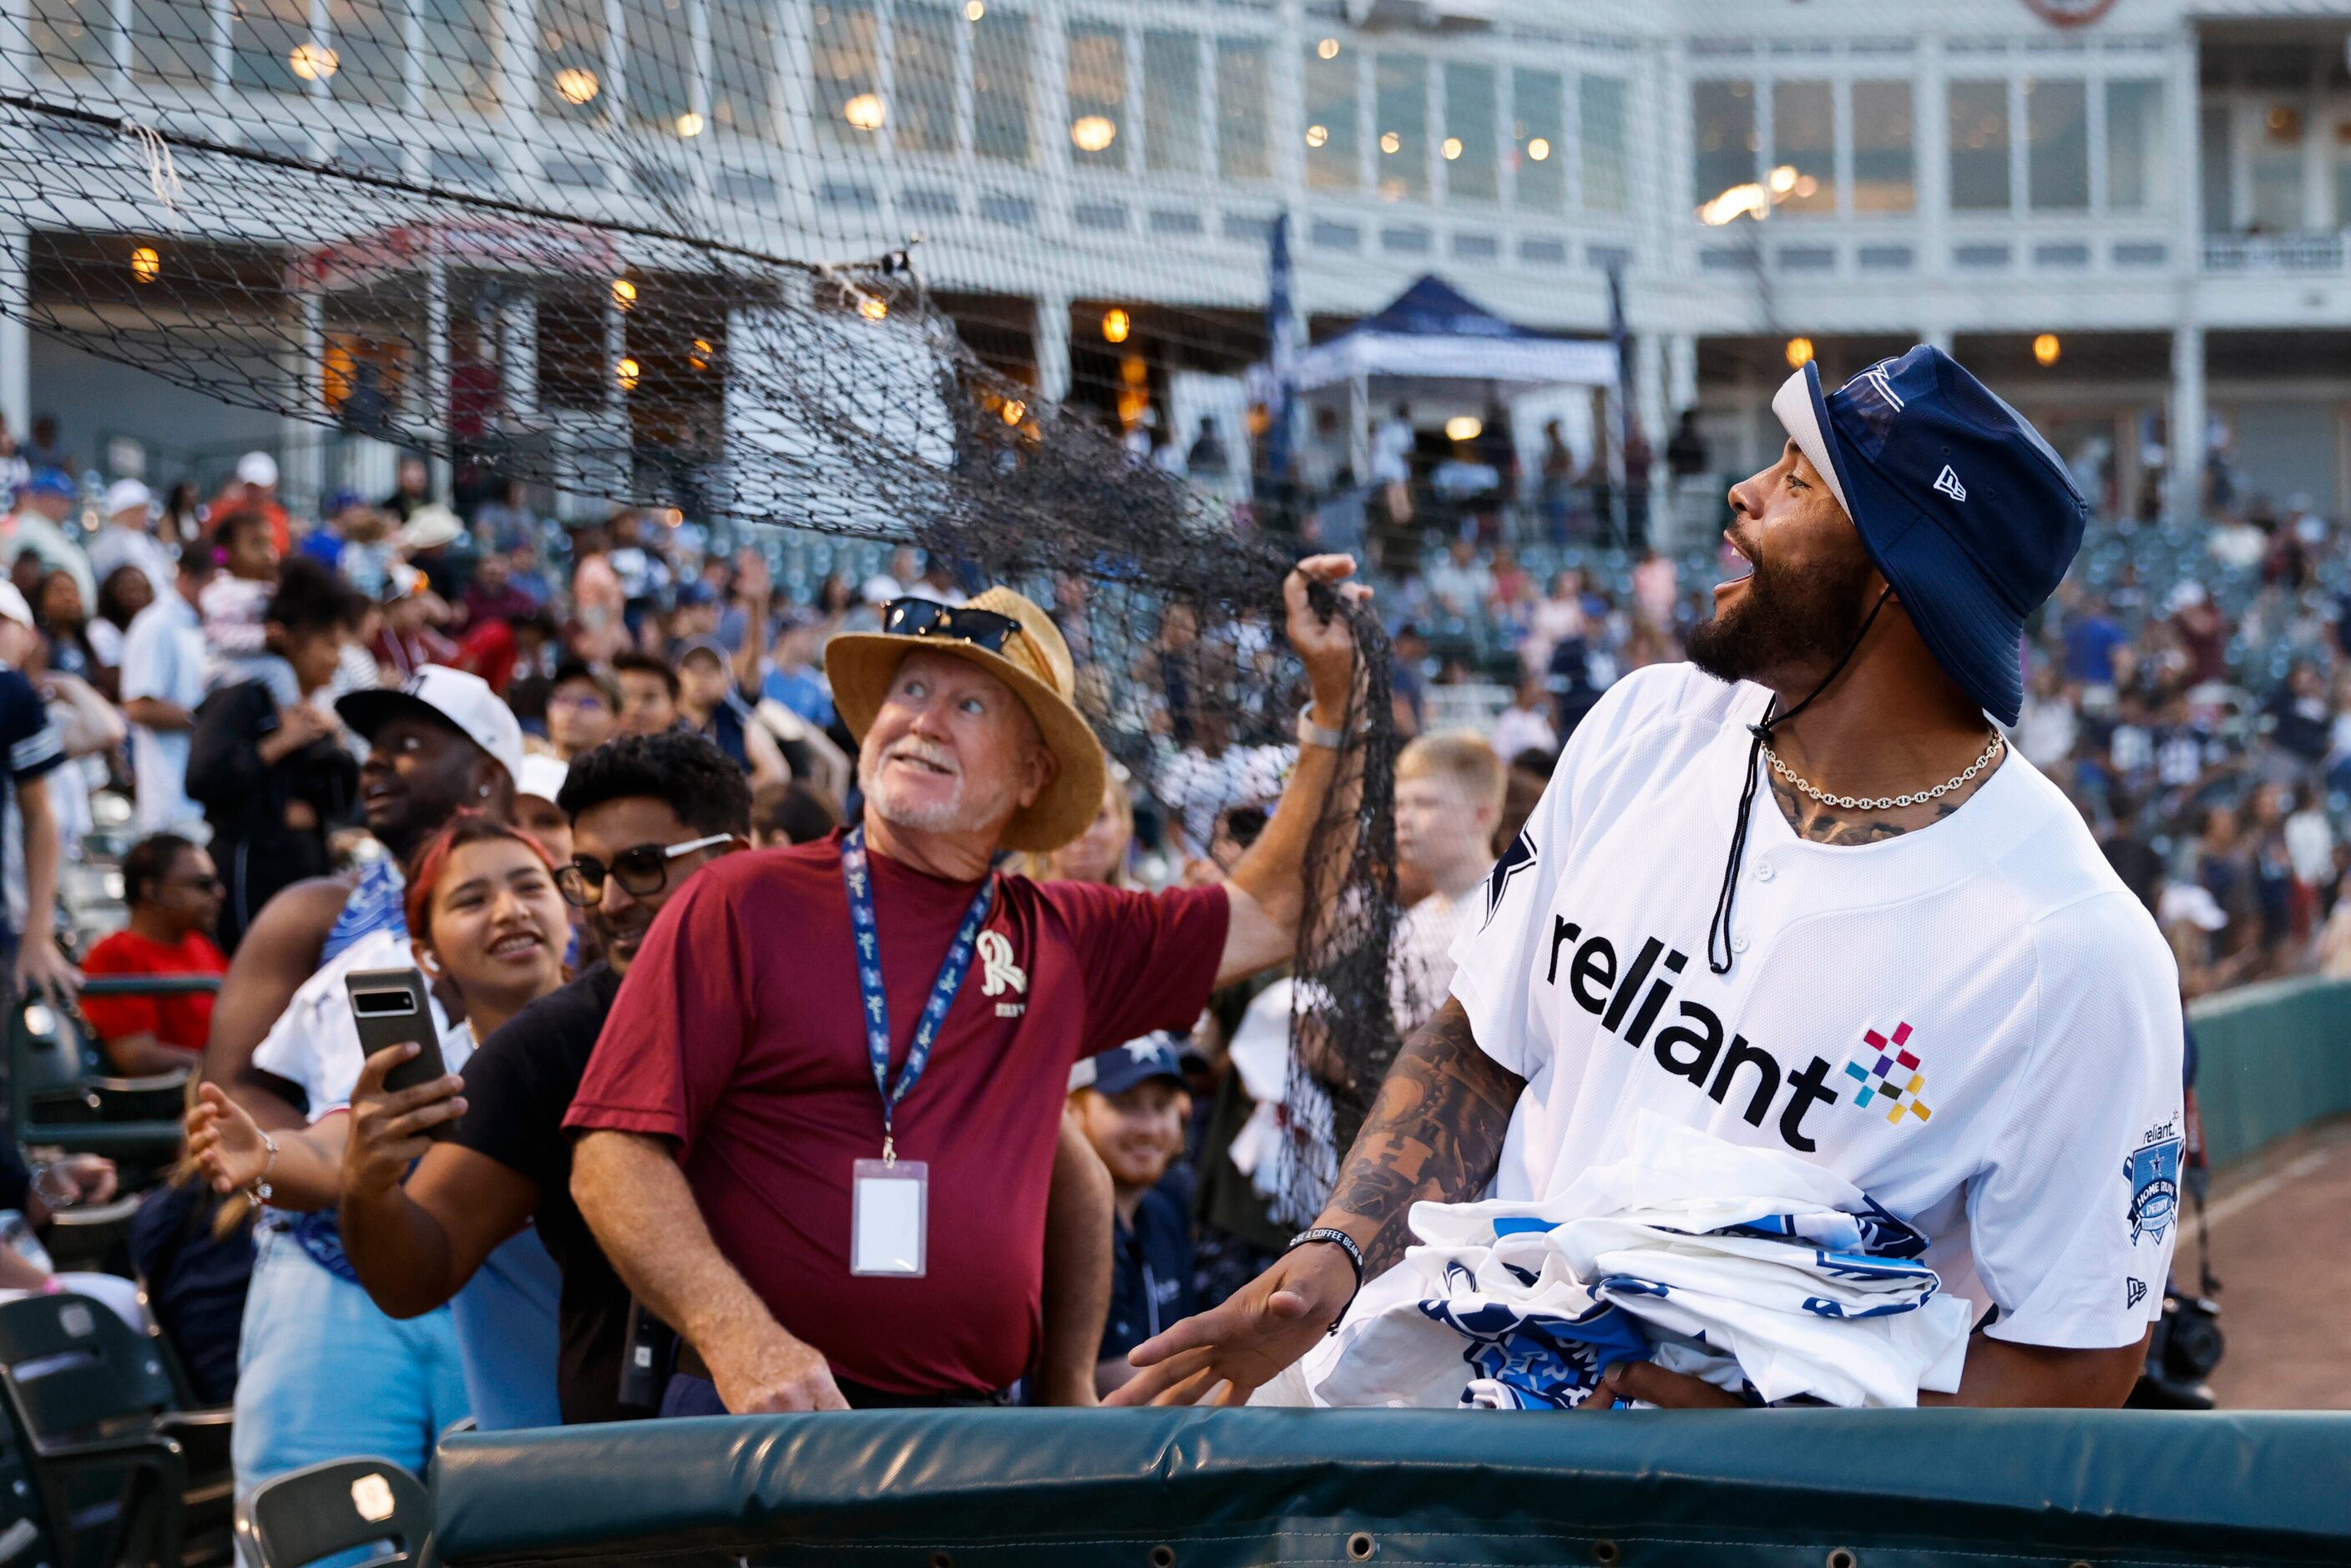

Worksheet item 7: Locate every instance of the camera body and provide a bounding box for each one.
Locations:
[2128,1287,2224,1410]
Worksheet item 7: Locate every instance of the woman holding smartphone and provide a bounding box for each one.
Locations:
[186,815,571,1482]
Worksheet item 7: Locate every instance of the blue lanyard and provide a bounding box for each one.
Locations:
[842,825,995,1161]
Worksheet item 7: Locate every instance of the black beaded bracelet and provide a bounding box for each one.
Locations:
[1286,1227,1366,1334]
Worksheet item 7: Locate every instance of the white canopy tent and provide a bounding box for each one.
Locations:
[1290,275,1620,487]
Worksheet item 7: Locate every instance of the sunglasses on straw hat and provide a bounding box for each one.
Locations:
[880,596,1025,655]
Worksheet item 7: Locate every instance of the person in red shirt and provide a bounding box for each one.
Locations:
[569,557,1368,1415]
[79,832,227,1075]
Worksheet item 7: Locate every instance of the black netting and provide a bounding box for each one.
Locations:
[0,1,1421,1224]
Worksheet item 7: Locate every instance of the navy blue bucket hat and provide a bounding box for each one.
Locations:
[1772,346,2087,726]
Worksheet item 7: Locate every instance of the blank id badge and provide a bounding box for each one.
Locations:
[851,1158,928,1277]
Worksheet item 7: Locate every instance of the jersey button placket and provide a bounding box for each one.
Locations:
[1753,860,1776,883]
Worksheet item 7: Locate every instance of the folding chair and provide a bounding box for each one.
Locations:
[0,1293,186,1568]
[237,1461,431,1568]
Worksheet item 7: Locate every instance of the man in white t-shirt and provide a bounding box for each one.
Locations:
[1115,345,2182,1411]
[119,548,211,835]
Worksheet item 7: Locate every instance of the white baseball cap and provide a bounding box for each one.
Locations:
[516,752,570,807]
[235,451,279,488]
[335,665,525,787]
[104,478,152,520]
[0,583,33,630]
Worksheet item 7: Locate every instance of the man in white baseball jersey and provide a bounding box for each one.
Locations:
[1115,345,2182,1410]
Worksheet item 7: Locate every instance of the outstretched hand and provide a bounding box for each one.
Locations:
[185,1082,270,1195]
[1283,554,1371,722]
[1105,1242,1358,1407]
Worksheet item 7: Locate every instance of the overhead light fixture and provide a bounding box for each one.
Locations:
[1442,137,1463,160]
[1698,182,1768,225]
[1306,124,1329,149]
[843,92,887,130]
[1317,37,1340,59]
[1101,307,1130,344]
[2033,332,2061,367]
[1070,114,1118,153]
[1526,137,1550,161]
[675,110,705,138]
[1443,415,1483,442]
[554,66,599,104]
[288,41,338,80]
[615,357,640,391]
[1379,130,1402,154]
[1784,336,1814,368]
[1768,164,1798,195]
[964,0,983,17]
[610,277,637,310]
[129,245,159,284]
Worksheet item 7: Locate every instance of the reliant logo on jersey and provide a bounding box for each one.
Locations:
[1542,912,1842,1152]
[1843,1022,1933,1125]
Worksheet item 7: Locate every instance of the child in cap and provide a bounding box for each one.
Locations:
[1068,1035,1196,1397]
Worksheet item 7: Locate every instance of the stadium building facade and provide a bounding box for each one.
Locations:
[8,0,2351,526]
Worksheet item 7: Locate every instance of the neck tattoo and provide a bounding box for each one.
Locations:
[1762,731,2004,847]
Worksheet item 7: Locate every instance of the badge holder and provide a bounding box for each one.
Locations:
[851,1156,928,1277]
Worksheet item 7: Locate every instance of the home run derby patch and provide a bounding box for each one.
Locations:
[2125,1121,2182,1246]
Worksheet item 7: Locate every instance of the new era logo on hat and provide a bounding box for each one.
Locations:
[335,665,525,786]
[1772,344,2086,726]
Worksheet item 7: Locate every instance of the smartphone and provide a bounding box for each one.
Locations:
[344,968,451,1135]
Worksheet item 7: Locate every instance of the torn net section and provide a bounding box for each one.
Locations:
[0,4,1423,1227]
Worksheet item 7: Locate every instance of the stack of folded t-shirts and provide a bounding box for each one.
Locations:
[1260,1111,1972,1410]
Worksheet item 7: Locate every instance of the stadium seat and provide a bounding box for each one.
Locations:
[238,1459,431,1568]
[8,980,211,1170]
[0,1293,186,1568]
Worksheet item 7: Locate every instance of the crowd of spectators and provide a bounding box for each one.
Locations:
[0,398,2329,1508]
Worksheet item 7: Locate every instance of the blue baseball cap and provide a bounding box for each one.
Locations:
[1069,1034,1186,1095]
[1772,346,2086,726]
[18,468,72,501]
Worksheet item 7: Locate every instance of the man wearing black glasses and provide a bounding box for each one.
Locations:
[568,559,1365,1417]
[333,732,748,1424]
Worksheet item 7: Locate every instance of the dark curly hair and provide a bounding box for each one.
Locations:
[264,555,365,635]
[557,731,750,839]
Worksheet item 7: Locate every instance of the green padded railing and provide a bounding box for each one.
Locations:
[432,1407,2351,1566]
[2189,976,2351,1169]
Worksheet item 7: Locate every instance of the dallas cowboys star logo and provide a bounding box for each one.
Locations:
[1484,828,1538,926]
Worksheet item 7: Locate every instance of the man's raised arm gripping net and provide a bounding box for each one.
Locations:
[0,0,1428,1224]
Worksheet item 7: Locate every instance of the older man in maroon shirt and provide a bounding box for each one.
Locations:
[568,557,1366,1414]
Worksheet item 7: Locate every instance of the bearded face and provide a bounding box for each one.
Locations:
[1687,443,1881,691]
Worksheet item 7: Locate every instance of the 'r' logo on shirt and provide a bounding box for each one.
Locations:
[977,930,1027,997]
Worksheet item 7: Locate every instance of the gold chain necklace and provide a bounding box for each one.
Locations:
[1762,731,2005,813]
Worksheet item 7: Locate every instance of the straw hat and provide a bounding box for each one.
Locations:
[827,587,1106,854]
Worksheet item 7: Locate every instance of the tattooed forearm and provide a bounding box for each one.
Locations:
[1318,998,1526,1276]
